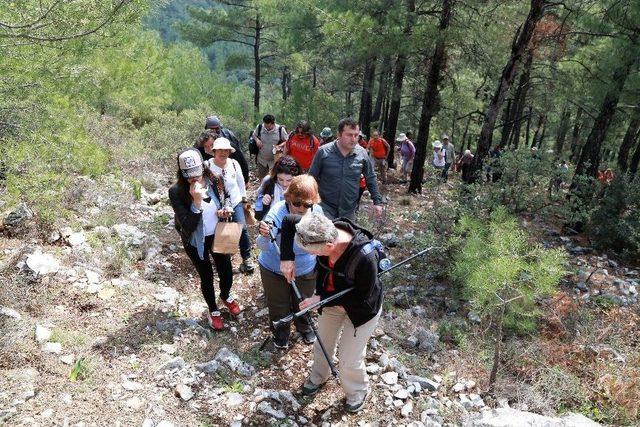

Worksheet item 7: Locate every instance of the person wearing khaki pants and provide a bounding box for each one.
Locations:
[279,212,384,413]
[309,306,381,406]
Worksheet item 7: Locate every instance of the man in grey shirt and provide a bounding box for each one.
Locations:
[252,114,288,180]
[441,134,455,182]
[309,117,383,220]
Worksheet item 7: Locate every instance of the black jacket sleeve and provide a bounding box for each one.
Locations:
[279,214,303,261]
[224,128,250,183]
[168,185,201,238]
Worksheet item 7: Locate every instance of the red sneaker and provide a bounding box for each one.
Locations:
[208,311,224,330]
[222,298,242,316]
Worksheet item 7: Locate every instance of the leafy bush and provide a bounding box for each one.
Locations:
[588,174,640,258]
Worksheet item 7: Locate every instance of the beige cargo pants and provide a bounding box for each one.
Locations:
[309,305,382,405]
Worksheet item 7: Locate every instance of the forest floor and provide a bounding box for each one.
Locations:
[0,156,638,427]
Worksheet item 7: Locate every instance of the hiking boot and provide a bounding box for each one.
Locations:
[222,297,241,316]
[273,323,290,349]
[273,335,289,350]
[300,330,316,345]
[239,258,255,274]
[301,378,324,396]
[344,388,371,413]
[208,311,224,331]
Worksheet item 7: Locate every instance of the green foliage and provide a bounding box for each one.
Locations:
[588,175,640,258]
[451,207,566,334]
[280,81,342,132]
[69,357,91,381]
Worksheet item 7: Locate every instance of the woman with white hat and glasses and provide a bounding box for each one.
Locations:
[432,140,446,182]
[168,148,239,330]
[206,137,256,274]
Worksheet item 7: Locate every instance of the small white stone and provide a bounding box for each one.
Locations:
[401,401,414,417]
[125,396,144,410]
[161,344,177,355]
[175,384,193,401]
[122,380,143,391]
[394,389,409,400]
[59,354,75,365]
[41,409,54,418]
[35,324,52,342]
[381,372,398,385]
[42,342,62,354]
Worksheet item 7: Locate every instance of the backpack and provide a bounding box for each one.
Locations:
[319,239,389,284]
[248,124,286,157]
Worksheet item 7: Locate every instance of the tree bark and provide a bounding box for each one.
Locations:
[359,56,377,138]
[630,136,640,178]
[476,0,546,162]
[459,114,472,157]
[574,55,635,181]
[509,52,534,149]
[384,0,416,169]
[569,108,585,162]
[312,65,317,88]
[253,13,261,114]
[372,57,392,122]
[532,113,546,148]
[554,105,571,157]
[408,0,453,194]
[499,98,513,148]
[525,106,533,148]
[617,113,640,173]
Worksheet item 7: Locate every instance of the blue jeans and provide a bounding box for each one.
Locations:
[232,202,252,261]
[441,162,452,181]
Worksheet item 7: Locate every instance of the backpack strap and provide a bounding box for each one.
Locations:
[257,123,263,139]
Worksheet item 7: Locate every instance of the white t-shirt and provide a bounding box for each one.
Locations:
[202,198,219,236]
[433,150,445,167]
[207,159,246,207]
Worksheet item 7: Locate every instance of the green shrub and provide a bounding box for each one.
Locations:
[588,174,640,258]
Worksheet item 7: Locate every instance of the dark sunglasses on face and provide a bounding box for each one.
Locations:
[291,200,313,209]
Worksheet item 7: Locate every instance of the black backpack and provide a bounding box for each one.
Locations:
[318,239,389,284]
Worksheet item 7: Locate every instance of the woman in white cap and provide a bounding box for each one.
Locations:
[432,140,446,177]
[168,148,238,331]
[397,133,415,183]
[206,137,255,274]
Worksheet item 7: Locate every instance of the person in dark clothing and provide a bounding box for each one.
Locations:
[168,148,240,331]
[205,115,249,183]
[278,212,383,413]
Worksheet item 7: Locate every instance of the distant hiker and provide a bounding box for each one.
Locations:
[368,130,390,184]
[398,133,415,183]
[205,115,249,183]
[459,149,475,184]
[488,145,503,182]
[432,140,446,180]
[255,155,302,221]
[251,114,288,180]
[206,137,255,274]
[319,127,334,145]
[309,117,383,220]
[356,174,367,212]
[357,131,368,149]
[597,168,614,185]
[168,148,239,331]
[256,175,323,349]
[283,120,320,173]
[441,134,455,182]
[549,160,569,194]
[278,212,383,413]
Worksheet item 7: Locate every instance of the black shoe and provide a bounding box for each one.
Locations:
[273,323,290,349]
[344,388,371,413]
[300,330,316,345]
[273,337,289,350]
[239,259,255,274]
[301,378,324,396]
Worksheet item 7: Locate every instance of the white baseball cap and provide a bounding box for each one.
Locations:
[178,149,204,178]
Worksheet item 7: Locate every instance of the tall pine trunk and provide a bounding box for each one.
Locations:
[574,55,635,181]
[509,53,534,149]
[408,0,453,193]
[372,57,392,122]
[359,57,377,138]
[554,105,571,157]
[476,0,546,161]
[253,14,261,114]
[569,108,585,162]
[617,113,640,173]
[384,0,416,169]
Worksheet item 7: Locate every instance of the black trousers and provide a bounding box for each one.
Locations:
[183,234,233,312]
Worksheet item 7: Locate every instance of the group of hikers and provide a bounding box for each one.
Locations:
[169,116,390,413]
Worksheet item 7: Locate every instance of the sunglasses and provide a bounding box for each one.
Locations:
[291,200,313,209]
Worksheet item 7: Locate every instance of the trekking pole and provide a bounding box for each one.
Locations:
[273,246,439,330]
[265,222,339,377]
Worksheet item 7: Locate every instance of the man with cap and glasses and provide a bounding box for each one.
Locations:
[278,211,383,413]
[205,115,249,183]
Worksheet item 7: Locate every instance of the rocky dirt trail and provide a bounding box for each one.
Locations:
[0,169,633,426]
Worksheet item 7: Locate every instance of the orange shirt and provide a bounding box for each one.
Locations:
[287,133,319,170]
[369,137,388,159]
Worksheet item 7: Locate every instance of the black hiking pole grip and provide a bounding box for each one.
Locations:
[265,223,339,376]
